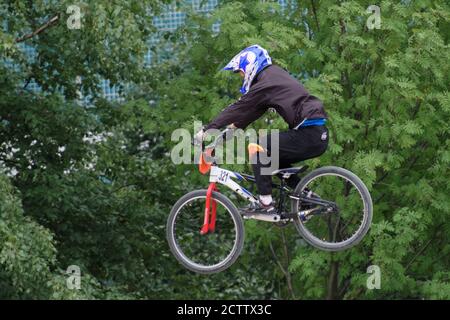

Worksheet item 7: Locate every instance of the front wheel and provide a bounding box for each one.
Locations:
[167,190,244,274]
[291,166,373,251]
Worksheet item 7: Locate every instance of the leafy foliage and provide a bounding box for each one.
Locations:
[0,0,449,299]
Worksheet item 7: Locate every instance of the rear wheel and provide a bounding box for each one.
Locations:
[291,166,373,251]
[167,190,244,274]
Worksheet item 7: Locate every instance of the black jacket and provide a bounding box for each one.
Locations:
[205,65,327,130]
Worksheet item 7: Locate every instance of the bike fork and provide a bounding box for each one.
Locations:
[200,182,217,235]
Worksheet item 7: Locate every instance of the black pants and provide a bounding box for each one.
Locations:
[251,125,329,195]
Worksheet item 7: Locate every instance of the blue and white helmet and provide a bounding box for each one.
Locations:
[223,44,272,95]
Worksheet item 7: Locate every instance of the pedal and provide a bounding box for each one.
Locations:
[242,213,281,222]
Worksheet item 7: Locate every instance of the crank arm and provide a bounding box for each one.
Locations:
[242,213,281,222]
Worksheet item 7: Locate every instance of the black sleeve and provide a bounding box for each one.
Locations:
[204,88,268,130]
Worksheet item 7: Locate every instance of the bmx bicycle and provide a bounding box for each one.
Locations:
[167,129,373,274]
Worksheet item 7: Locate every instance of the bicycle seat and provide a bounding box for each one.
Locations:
[271,166,308,179]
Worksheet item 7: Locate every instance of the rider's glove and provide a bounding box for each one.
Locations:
[193,128,206,146]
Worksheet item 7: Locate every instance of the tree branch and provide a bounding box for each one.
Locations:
[405,224,444,272]
[280,229,296,299]
[310,0,320,32]
[326,259,340,300]
[15,15,60,43]
[268,240,296,299]
[111,183,137,194]
[412,98,422,118]
[0,156,22,167]
[404,238,433,272]
[338,277,351,297]
[23,77,31,89]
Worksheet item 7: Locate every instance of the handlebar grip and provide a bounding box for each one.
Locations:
[191,138,205,151]
[193,128,234,151]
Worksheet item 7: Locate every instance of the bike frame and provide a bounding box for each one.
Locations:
[197,128,334,235]
[200,165,258,235]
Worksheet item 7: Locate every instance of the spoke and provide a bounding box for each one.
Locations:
[173,196,238,267]
[297,173,366,244]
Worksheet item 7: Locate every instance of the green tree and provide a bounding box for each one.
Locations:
[1,0,448,300]
[1,0,276,299]
[156,0,450,299]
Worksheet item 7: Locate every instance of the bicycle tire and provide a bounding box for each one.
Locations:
[291,166,373,251]
[166,189,245,274]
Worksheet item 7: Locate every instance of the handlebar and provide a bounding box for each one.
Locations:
[192,127,234,152]
[204,127,234,151]
[195,127,234,171]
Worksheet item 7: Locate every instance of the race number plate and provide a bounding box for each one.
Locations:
[217,169,230,184]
